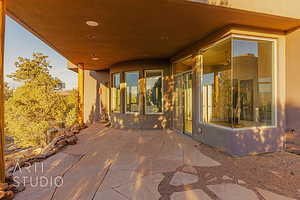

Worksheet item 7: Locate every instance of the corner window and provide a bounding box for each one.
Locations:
[125,71,139,113]
[202,38,232,127]
[201,36,276,128]
[145,70,163,114]
[111,73,121,112]
[232,37,275,128]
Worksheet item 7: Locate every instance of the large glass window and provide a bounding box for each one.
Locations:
[125,71,139,113]
[145,70,163,114]
[202,38,232,127]
[232,37,275,128]
[201,36,275,128]
[111,73,121,112]
[173,57,193,74]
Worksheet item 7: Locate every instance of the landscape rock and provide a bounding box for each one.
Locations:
[46,127,59,144]
[6,131,79,179]
[238,179,246,184]
[0,183,8,191]
[66,136,77,145]
[182,165,197,174]
[11,184,25,193]
[5,176,14,184]
[222,175,233,181]
[105,122,111,127]
[71,124,80,132]
[70,124,88,134]
[56,140,67,146]
[3,125,83,199]
[5,191,14,200]
[71,129,80,135]
[0,191,5,199]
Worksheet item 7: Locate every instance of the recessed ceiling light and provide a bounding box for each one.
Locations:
[87,34,96,40]
[92,57,100,61]
[86,21,99,27]
[160,35,169,41]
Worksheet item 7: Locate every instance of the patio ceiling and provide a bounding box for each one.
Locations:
[6,0,300,70]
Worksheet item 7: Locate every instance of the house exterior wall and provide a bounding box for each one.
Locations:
[109,59,172,129]
[206,0,300,19]
[286,28,300,132]
[82,27,290,156]
[83,70,109,124]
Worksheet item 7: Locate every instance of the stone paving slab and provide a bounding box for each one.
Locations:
[171,189,212,200]
[182,144,221,167]
[257,188,296,200]
[113,173,164,200]
[100,169,140,190]
[136,158,183,176]
[170,172,198,186]
[207,183,259,200]
[14,152,82,200]
[94,188,127,200]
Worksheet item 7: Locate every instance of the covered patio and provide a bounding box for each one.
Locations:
[12,123,300,200]
[2,0,300,192]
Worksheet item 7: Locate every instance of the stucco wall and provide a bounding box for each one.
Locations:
[206,0,300,19]
[84,70,109,124]
[109,59,172,129]
[286,28,300,131]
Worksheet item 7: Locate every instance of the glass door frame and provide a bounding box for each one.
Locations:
[173,74,184,133]
[173,70,193,135]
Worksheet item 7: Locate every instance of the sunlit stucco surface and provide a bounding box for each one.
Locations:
[206,0,300,19]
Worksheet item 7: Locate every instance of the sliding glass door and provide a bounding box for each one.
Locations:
[174,75,184,132]
[183,72,192,134]
[173,72,192,135]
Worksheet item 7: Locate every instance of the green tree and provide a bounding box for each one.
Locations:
[5,53,76,147]
[64,89,79,127]
[4,82,13,100]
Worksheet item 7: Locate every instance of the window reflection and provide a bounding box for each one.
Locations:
[111,73,120,112]
[232,38,274,127]
[202,38,232,127]
[201,36,275,128]
[173,57,193,74]
[145,70,163,114]
[125,71,139,113]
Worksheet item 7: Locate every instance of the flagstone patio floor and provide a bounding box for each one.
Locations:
[13,123,300,200]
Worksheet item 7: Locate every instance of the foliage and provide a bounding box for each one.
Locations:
[4,82,13,100]
[5,53,78,148]
[64,89,79,127]
[7,53,63,89]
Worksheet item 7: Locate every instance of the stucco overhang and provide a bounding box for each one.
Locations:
[6,0,300,70]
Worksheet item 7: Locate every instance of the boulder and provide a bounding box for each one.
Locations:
[5,191,14,200]
[105,122,111,127]
[0,183,8,191]
[66,136,78,145]
[46,127,59,144]
[0,191,5,199]
[56,140,67,146]
[9,184,25,193]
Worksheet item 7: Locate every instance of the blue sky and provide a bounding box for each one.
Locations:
[233,39,258,57]
[4,16,77,90]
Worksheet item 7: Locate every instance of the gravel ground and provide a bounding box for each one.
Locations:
[192,141,300,199]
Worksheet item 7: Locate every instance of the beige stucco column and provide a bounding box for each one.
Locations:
[78,63,85,125]
[0,0,5,183]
